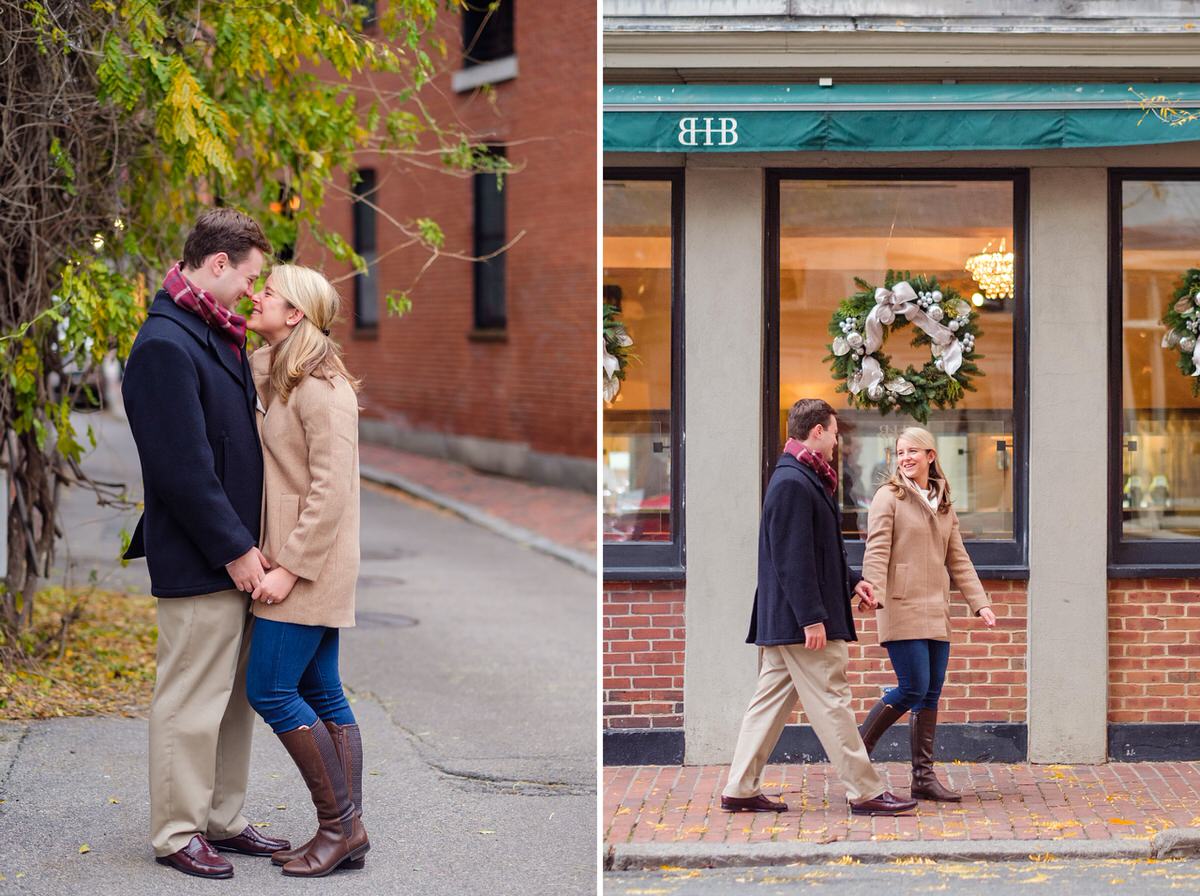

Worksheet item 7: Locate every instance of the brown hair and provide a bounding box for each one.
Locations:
[787,398,836,441]
[884,426,952,514]
[267,264,362,404]
[182,208,272,270]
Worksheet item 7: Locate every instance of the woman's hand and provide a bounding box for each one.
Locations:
[854,580,878,612]
[978,607,997,628]
[253,566,299,606]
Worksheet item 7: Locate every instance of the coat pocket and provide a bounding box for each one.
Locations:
[267,493,302,557]
[892,562,910,599]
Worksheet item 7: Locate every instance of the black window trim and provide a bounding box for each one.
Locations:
[460,0,514,70]
[765,167,1031,580]
[1108,168,1200,577]
[472,149,508,332]
[351,167,379,333]
[602,167,686,581]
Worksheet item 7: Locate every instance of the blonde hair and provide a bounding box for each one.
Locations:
[267,264,362,404]
[884,426,952,514]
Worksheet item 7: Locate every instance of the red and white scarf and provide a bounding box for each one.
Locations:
[163,262,247,354]
[783,437,838,496]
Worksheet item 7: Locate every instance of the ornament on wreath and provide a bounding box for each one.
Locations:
[826,271,984,423]
[1160,268,1200,396]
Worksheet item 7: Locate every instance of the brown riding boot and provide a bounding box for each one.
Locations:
[909,709,961,802]
[272,722,366,869]
[858,699,907,756]
[275,723,370,877]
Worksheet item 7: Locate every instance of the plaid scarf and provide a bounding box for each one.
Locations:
[784,437,838,496]
[163,262,247,354]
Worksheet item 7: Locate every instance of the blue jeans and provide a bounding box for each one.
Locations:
[246,619,357,734]
[882,638,951,713]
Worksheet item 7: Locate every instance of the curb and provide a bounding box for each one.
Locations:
[360,464,597,576]
[606,837,1179,871]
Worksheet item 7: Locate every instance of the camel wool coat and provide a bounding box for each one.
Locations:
[250,346,360,628]
[861,480,989,644]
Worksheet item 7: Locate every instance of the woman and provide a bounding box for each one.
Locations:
[858,427,996,802]
[244,264,369,876]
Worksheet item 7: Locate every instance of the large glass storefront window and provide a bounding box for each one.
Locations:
[772,173,1026,570]
[1114,175,1200,570]
[602,172,682,574]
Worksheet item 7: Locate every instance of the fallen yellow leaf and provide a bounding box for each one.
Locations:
[79,844,90,854]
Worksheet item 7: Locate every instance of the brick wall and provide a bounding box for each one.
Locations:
[306,2,596,461]
[603,579,1028,729]
[603,581,685,729]
[1108,578,1200,723]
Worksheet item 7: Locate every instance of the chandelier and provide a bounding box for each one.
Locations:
[964,238,1014,302]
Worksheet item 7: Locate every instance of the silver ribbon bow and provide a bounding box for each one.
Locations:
[847,355,884,398]
[865,281,963,376]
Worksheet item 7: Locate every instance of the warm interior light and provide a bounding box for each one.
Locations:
[965,238,1014,301]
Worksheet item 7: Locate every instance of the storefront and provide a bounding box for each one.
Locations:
[602,19,1200,766]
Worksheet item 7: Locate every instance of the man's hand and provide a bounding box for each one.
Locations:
[803,622,827,651]
[225,547,272,592]
[854,580,877,611]
[252,567,299,605]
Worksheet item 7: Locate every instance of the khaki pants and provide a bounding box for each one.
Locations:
[723,641,884,804]
[149,590,255,856]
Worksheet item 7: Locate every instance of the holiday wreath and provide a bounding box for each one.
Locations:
[826,271,984,423]
[1161,268,1200,396]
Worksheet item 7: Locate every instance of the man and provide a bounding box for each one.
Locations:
[721,398,917,817]
[123,208,291,878]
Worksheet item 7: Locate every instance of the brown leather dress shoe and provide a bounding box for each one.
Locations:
[849,790,918,816]
[721,794,788,813]
[155,834,234,879]
[210,824,292,856]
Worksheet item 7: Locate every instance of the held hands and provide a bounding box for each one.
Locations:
[854,580,878,613]
[803,622,827,651]
[978,606,997,628]
[252,566,299,605]
[225,547,272,592]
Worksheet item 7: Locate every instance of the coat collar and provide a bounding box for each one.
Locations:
[148,291,248,388]
[777,453,840,518]
[250,345,272,411]
[899,474,940,519]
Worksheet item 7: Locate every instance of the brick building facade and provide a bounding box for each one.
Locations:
[602,2,1200,766]
[310,1,596,491]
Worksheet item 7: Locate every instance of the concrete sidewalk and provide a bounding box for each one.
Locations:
[604,762,1200,869]
[0,412,597,895]
[359,442,596,574]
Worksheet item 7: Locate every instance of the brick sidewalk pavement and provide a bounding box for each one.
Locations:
[359,442,595,557]
[605,763,1200,847]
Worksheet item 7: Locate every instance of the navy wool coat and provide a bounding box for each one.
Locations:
[121,293,263,597]
[747,453,862,646]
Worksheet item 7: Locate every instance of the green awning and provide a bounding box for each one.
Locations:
[603,83,1200,153]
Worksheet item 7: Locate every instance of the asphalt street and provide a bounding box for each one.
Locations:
[605,858,1200,894]
[0,410,597,894]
